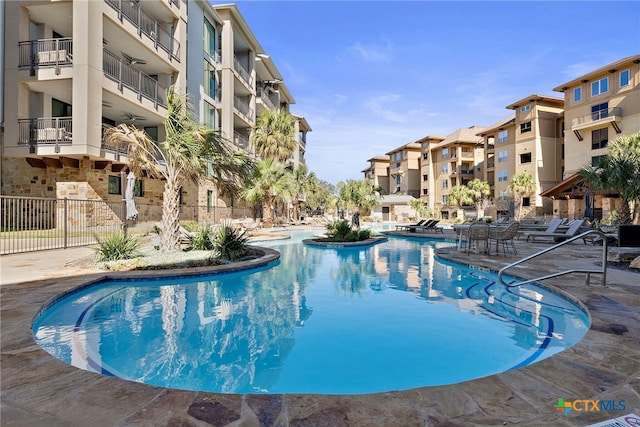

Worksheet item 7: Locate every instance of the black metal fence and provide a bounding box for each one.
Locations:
[0,195,256,255]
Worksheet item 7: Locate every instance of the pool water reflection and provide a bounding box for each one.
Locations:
[33,232,589,394]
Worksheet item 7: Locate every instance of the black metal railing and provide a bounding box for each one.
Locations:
[18,117,73,153]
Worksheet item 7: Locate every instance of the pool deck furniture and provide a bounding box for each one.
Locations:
[409,219,443,233]
[489,222,520,256]
[524,219,586,243]
[395,219,427,231]
[1,238,638,426]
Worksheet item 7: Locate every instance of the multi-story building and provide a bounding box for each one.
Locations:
[2,1,310,222]
[386,141,421,197]
[429,126,485,219]
[2,0,186,206]
[478,95,564,218]
[542,54,640,220]
[362,155,390,195]
[417,135,445,204]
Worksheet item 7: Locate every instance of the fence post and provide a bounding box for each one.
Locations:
[63,198,68,249]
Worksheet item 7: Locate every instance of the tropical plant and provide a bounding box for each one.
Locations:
[409,198,432,219]
[467,179,492,217]
[324,220,373,242]
[104,86,255,251]
[448,185,474,208]
[508,173,536,220]
[210,221,250,261]
[336,179,380,214]
[251,108,297,161]
[289,164,315,221]
[93,232,140,262]
[188,224,214,251]
[241,158,294,228]
[303,178,335,215]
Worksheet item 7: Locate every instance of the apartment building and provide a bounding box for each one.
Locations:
[362,155,390,195]
[429,126,485,219]
[386,141,421,197]
[2,1,310,221]
[477,95,564,218]
[2,0,186,206]
[542,54,640,220]
[417,135,445,203]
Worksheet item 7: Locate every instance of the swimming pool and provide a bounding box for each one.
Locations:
[33,232,589,395]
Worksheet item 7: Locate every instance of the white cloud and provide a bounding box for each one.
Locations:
[348,41,390,62]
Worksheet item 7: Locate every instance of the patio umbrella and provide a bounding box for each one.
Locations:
[584,190,593,219]
[508,200,515,220]
[125,171,139,220]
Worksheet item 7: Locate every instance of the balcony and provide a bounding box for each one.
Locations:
[460,168,474,176]
[571,107,622,133]
[104,0,180,62]
[233,95,253,122]
[233,56,253,87]
[486,143,495,152]
[103,49,167,108]
[18,117,73,153]
[461,151,474,159]
[18,38,73,75]
[256,87,275,110]
[232,131,250,151]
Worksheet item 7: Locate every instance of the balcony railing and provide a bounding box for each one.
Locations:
[233,131,250,151]
[104,0,180,61]
[233,95,253,122]
[256,88,276,110]
[233,56,253,87]
[18,117,73,153]
[103,49,167,108]
[461,151,474,159]
[18,38,73,74]
[572,107,622,128]
[461,168,474,175]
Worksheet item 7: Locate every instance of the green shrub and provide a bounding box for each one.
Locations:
[188,225,214,251]
[484,217,493,223]
[93,232,140,262]
[358,229,373,240]
[326,220,352,240]
[211,221,249,261]
[180,220,200,232]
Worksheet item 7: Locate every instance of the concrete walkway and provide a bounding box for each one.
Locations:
[1,232,638,426]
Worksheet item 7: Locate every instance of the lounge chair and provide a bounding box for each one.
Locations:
[396,219,427,231]
[523,218,563,242]
[412,219,443,233]
[524,219,586,243]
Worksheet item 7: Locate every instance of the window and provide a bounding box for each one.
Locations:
[396,186,401,193]
[144,126,158,142]
[620,69,630,88]
[423,174,428,181]
[520,121,532,133]
[396,175,401,184]
[441,148,449,159]
[422,188,428,195]
[396,162,401,168]
[442,180,448,189]
[204,101,216,129]
[134,180,143,197]
[591,102,609,121]
[441,164,449,174]
[573,87,582,102]
[592,128,608,150]
[204,61,217,99]
[591,155,606,166]
[520,104,531,112]
[498,150,508,163]
[498,170,508,182]
[522,197,530,207]
[108,175,121,195]
[422,152,429,160]
[498,190,508,201]
[52,98,72,117]
[442,195,449,205]
[204,19,217,57]
[498,130,508,144]
[591,77,609,96]
[520,152,532,164]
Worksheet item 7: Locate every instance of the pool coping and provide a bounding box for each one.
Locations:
[1,234,639,426]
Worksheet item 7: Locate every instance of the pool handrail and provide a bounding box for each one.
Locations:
[498,229,608,288]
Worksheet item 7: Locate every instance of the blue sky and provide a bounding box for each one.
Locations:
[230,1,640,185]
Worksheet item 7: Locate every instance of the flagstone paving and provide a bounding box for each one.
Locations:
[1,230,638,426]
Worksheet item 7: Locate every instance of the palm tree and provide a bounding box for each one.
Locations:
[508,173,536,220]
[409,198,431,219]
[289,165,316,221]
[580,155,640,224]
[105,87,255,251]
[241,158,294,228]
[467,179,491,218]
[251,108,297,162]
[337,179,379,215]
[448,185,474,208]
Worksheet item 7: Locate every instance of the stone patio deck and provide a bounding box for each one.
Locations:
[1,230,638,426]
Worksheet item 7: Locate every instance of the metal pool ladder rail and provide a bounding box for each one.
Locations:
[498,229,609,288]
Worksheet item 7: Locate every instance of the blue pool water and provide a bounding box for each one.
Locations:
[33,232,589,395]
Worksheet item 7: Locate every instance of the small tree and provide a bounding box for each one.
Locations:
[508,173,535,220]
[251,108,297,162]
[410,198,432,219]
[241,158,293,228]
[467,179,491,218]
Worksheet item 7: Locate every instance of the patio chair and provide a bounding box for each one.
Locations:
[523,218,564,242]
[489,222,520,256]
[396,219,427,231]
[460,222,490,255]
[523,219,586,243]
